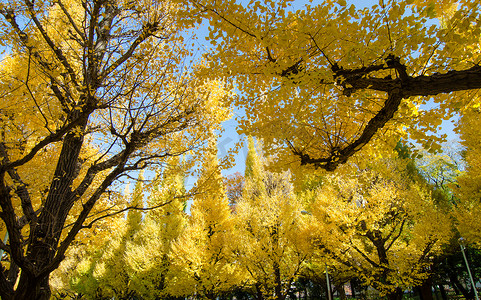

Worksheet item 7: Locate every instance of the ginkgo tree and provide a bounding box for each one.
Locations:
[454,107,481,247]
[233,137,316,300]
[0,0,232,298]
[195,0,481,172]
[168,136,242,299]
[75,175,146,299]
[308,157,453,300]
[62,163,188,299]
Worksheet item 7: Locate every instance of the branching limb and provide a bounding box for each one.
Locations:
[56,0,86,44]
[1,109,93,172]
[42,161,128,277]
[79,199,174,229]
[351,243,381,269]
[100,21,161,80]
[385,216,407,252]
[24,0,79,87]
[0,143,36,227]
[0,172,33,273]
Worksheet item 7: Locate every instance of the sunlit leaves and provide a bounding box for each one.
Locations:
[453,108,481,247]
[309,157,452,295]
[234,138,315,299]
[198,0,481,173]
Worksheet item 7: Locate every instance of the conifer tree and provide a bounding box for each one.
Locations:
[454,108,481,247]
[168,136,242,299]
[235,137,315,300]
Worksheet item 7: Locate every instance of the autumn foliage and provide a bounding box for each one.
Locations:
[1,0,481,299]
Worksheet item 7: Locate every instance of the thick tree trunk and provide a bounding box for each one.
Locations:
[350,280,356,298]
[10,118,90,299]
[13,273,50,300]
[417,277,434,300]
[386,287,404,300]
[439,284,448,300]
[274,261,285,300]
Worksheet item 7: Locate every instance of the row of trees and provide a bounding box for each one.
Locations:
[1,0,481,298]
[48,136,479,300]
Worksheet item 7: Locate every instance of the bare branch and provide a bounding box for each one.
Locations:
[101,21,160,80]
[25,52,52,133]
[79,197,180,229]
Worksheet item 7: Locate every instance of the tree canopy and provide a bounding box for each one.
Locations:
[0,0,231,298]
[197,0,481,171]
[1,0,481,298]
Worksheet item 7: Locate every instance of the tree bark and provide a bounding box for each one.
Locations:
[274,261,285,300]
[13,272,50,300]
[417,277,434,300]
[350,280,356,298]
[439,284,448,300]
[386,287,404,300]
[295,61,481,171]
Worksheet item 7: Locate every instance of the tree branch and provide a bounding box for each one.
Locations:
[56,0,86,44]
[24,0,79,87]
[41,161,128,277]
[351,243,380,269]
[385,217,407,252]
[100,21,160,80]
[1,109,92,172]
[298,90,403,171]
[0,143,37,229]
[292,55,481,171]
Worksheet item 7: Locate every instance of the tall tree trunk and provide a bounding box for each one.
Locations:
[274,261,285,300]
[350,280,356,298]
[13,272,50,300]
[417,277,434,300]
[439,284,448,300]
[386,287,404,300]
[337,283,347,300]
[16,118,89,299]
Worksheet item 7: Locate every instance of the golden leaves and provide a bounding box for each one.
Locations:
[309,157,452,293]
[202,0,481,174]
